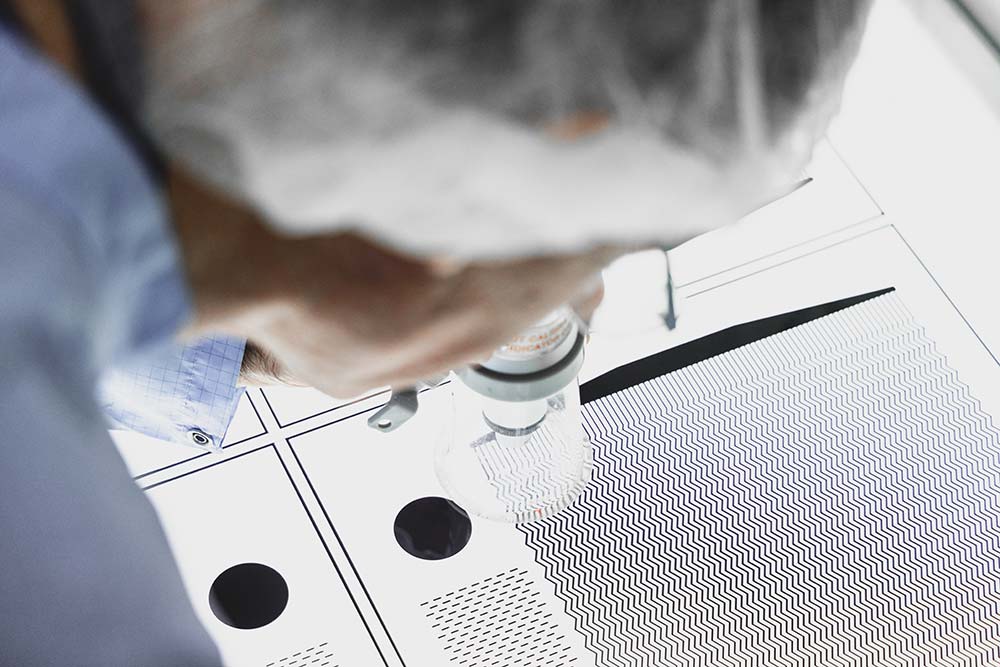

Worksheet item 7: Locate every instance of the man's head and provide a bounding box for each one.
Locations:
[141,0,872,261]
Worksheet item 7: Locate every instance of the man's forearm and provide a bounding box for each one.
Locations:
[168,164,292,342]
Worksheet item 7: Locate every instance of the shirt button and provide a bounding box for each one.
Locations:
[188,429,214,448]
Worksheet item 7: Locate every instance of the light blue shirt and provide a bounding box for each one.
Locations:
[0,24,224,665]
[100,336,246,449]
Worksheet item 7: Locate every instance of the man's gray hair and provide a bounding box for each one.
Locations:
[144,0,871,200]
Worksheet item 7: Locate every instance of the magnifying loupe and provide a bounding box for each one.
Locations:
[434,307,592,523]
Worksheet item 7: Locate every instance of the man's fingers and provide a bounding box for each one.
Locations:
[570,278,606,324]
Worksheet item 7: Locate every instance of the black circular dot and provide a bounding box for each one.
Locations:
[209,563,288,629]
[394,497,472,560]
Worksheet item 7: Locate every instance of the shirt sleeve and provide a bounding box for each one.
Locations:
[0,27,221,665]
[100,336,247,449]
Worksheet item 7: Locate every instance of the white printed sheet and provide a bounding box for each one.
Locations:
[144,446,389,667]
[125,12,1000,659]
[265,226,1000,665]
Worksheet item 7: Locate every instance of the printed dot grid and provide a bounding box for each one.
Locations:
[100,336,246,446]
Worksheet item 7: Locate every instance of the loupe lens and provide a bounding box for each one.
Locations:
[435,374,592,524]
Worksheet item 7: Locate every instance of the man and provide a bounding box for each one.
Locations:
[0,0,870,663]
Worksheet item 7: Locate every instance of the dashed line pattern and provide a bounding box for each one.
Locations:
[421,567,578,666]
[521,293,1000,666]
[265,642,337,667]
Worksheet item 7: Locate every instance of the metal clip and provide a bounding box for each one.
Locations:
[367,388,420,433]
[663,250,678,331]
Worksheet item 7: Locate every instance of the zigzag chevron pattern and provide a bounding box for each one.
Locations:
[476,410,593,523]
[520,293,1000,666]
[476,427,567,521]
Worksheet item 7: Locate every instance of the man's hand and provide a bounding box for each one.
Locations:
[169,166,618,398]
[237,282,605,390]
